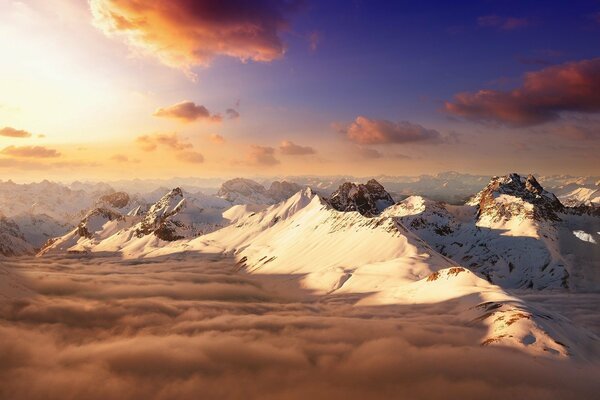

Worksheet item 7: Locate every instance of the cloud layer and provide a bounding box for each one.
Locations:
[445,58,600,126]
[0,257,598,400]
[338,116,441,145]
[90,0,294,71]
[154,101,222,123]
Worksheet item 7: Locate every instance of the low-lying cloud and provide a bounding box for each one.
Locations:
[338,116,441,145]
[0,257,598,400]
[445,58,600,126]
[90,0,295,72]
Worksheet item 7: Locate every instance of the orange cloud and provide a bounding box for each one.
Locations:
[444,58,600,126]
[0,127,32,138]
[90,0,293,72]
[338,116,440,145]
[279,140,316,155]
[209,134,226,144]
[153,101,222,123]
[136,133,193,152]
[247,145,279,166]
[1,145,60,158]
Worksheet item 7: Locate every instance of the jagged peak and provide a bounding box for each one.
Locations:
[327,179,394,217]
[468,173,563,222]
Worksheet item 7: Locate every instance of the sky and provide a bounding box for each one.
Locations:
[0,0,599,182]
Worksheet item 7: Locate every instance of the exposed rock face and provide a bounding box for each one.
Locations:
[76,208,124,239]
[134,188,188,241]
[328,179,394,217]
[468,173,564,222]
[98,192,130,209]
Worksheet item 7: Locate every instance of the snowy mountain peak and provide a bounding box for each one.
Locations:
[133,187,189,241]
[468,173,563,222]
[327,179,394,216]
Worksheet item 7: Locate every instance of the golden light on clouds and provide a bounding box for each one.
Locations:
[89,0,291,74]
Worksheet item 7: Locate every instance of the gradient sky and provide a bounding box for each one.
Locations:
[1,0,599,181]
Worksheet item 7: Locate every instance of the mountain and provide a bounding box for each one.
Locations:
[265,181,302,202]
[217,178,303,205]
[0,213,34,256]
[10,213,71,249]
[385,173,600,290]
[35,183,598,356]
[38,207,137,255]
[538,175,600,206]
[0,179,113,225]
[39,187,232,254]
[468,173,563,222]
[132,187,226,241]
[138,187,583,358]
[327,179,394,216]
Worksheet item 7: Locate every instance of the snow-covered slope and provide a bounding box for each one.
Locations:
[39,187,233,254]
[385,174,600,290]
[0,179,113,224]
[0,213,34,256]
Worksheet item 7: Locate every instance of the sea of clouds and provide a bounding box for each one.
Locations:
[0,254,599,400]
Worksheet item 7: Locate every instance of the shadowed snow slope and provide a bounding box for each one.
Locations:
[384,173,600,291]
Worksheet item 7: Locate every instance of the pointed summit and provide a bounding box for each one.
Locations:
[327,179,394,216]
[468,173,563,222]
